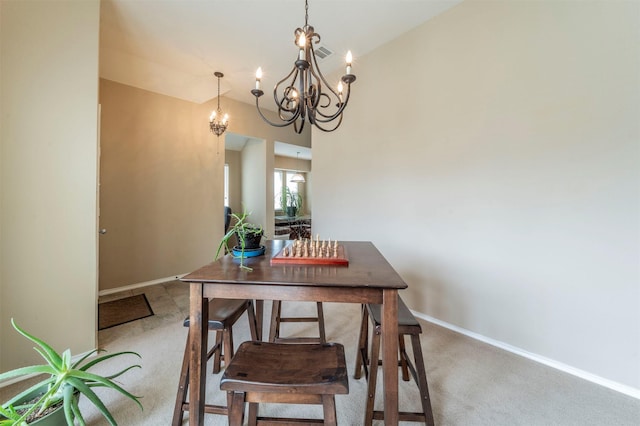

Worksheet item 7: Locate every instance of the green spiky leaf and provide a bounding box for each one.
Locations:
[0,319,143,426]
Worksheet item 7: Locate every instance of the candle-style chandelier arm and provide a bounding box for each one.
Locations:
[308,111,343,133]
[254,86,306,130]
[253,97,301,128]
[305,77,352,124]
[307,51,337,101]
[312,80,353,125]
[274,67,300,114]
[252,66,307,129]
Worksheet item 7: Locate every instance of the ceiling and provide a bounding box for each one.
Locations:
[100,0,462,108]
[100,0,461,159]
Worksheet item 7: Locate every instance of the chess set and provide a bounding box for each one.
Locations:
[270,237,349,266]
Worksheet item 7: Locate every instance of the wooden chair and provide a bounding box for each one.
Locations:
[269,300,326,344]
[172,298,258,425]
[353,296,435,425]
[221,341,349,426]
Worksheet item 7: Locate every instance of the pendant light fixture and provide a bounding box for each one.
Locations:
[251,0,356,134]
[290,152,306,183]
[209,71,229,137]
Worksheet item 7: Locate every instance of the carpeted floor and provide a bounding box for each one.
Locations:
[3,280,638,425]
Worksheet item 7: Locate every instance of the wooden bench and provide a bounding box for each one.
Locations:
[354,296,435,425]
[221,341,349,425]
[172,298,257,425]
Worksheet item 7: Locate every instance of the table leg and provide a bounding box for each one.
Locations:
[255,299,264,341]
[189,284,208,426]
[382,289,399,425]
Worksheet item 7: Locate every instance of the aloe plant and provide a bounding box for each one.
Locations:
[0,319,142,425]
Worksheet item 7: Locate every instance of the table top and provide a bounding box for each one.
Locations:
[181,240,407,290]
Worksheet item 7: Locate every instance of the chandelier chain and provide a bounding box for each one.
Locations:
[305,0,309,27]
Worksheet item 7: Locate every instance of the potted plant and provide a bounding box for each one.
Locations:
[280,187,303,217]
[0,319,142,426]
[215,208,264,270]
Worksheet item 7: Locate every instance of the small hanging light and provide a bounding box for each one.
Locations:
[290,152,306,183]
[209,71,229,137]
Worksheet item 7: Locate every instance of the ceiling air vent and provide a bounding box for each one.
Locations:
[314,45,333,60]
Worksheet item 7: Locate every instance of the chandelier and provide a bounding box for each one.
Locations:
[251,0,356,133]
[209,71,229,137]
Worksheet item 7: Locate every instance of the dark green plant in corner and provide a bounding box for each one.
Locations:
[279,187,303,217]
[0,319,142,426]
[216,207,263,271]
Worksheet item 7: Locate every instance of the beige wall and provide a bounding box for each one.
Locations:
[1,0,100,371]
[225,149,242,216]
[99,84,310,291]
[241,138,269,231]
[313,1,639,391]
[274,155,311,172]
[99,79,221,291]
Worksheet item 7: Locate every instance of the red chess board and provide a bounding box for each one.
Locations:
[270,243,349,266]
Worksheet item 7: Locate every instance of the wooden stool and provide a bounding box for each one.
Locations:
[269,300,326,344]
[220,341,349,426]
[172,298,258,425]
[354,296,435,425]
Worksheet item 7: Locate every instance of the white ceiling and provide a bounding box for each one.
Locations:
[100,0,462,108]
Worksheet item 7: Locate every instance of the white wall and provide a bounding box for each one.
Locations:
[313,1,639,391]
[0,0,100,371]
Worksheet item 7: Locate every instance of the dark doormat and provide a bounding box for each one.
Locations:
[98,294,154,330]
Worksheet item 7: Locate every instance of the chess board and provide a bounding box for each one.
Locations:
[270,242,349,266]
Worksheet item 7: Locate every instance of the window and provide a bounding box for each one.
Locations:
[274,169,303,210]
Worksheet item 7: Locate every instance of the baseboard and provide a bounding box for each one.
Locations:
[411,310,640,400]
[98,274,187,296]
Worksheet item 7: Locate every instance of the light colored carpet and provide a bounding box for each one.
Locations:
[4,280,638,425]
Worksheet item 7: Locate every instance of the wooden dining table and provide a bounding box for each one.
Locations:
[181,240,407,425]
